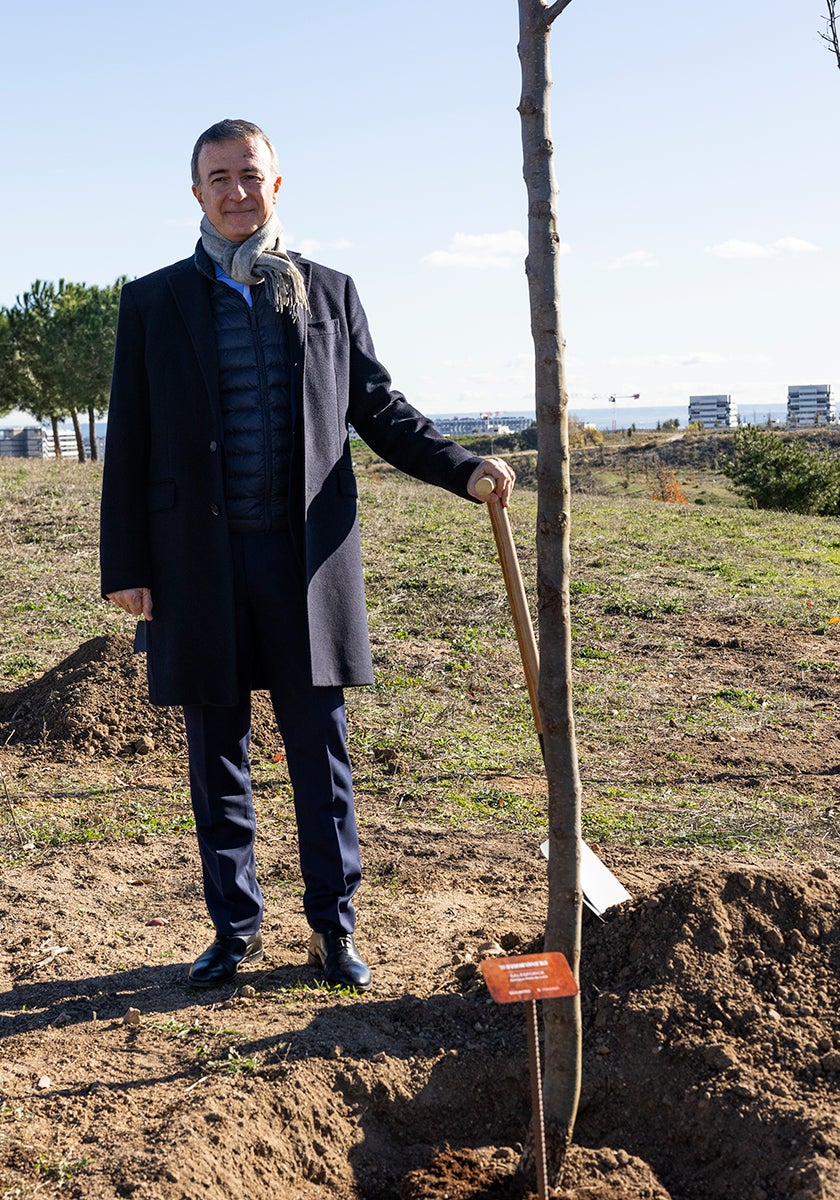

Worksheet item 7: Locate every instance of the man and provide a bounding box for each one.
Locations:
[100,119,514,992]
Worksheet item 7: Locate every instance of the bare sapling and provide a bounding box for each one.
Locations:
[516,0,583,1187]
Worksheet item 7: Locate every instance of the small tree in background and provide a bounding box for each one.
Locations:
[52,280,124,461]
[1,279,122,460]
[651,466,688,504]
[5,280,68,457]
[723,427,840,514]
[0,312,21,421]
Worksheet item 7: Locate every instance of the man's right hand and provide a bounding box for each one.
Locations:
[107,588,153,621]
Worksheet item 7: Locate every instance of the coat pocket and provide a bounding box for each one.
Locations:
[308,318,341,338]
[147,478,176,511]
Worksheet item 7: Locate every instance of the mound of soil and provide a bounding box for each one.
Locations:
[0,635,280,759]
[578,858,840,1200]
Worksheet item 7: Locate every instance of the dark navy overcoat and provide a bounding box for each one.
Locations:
[100,252,482,706]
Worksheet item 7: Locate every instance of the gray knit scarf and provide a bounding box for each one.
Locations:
[200,212,309,317]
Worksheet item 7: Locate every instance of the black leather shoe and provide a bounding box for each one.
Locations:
[188,932,263,988]
[308,929,371,991]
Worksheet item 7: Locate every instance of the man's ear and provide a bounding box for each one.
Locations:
[192,184,205,211]
[273,175,283,202]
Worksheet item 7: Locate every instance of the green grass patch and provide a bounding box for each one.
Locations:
[584,783,825,855]
[35,1156,90,1188]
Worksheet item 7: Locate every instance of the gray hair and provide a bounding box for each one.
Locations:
[191,119,280,186]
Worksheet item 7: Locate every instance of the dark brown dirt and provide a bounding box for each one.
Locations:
[1,636,839,1199]
[0,634,280,759]
[615,615,840,802]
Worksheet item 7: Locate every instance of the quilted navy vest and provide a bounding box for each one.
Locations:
[209,279,293,533]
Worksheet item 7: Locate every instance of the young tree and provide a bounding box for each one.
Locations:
[0,311,22,419]
[35,282,92,462]
[4,280,67,457]
[52,280,123,461]
[517,0,582,1183]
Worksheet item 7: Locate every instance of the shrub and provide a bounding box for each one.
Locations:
[569,418,604,448]
[722,428,840,514]
[651,467,687,504]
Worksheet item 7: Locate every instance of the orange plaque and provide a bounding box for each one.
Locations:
[480,952,578,1004]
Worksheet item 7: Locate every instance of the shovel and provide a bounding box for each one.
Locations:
[475,476,630,917]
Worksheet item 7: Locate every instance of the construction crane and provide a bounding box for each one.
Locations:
[593,392,641,432]
[567,392,642,431]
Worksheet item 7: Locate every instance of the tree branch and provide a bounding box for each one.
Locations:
[821,0,840,70]
[544,0,575,24]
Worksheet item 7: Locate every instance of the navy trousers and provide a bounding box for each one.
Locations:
[182,531,361,938]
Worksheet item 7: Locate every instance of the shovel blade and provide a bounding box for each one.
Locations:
[539,838,632,918]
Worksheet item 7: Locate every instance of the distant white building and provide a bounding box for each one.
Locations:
[787,385,834,427]
[0,425,96,460]
[0,426,44,457]
[688,394,736,429]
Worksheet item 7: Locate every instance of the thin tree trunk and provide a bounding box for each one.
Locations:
[87,406,99,461]
[50,415,62,459]
[517,0,582,1184]
[70,408,86,462]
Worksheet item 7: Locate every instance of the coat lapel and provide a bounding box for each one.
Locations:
[167,264,220,416]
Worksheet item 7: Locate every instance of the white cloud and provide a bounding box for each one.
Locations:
[297,238,352,258]
[606,249,658,269]
[705,239,773,259]
[704,237,818,259]
[772,237,819,254]
[612,351,727,369]
[425,230,533,269]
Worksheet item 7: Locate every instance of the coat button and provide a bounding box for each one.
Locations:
[210,503,220,516]
[209,440,217,452]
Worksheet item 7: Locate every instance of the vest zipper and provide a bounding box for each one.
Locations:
[250,299,273,531]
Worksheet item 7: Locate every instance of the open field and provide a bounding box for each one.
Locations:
[1,448,839,1199]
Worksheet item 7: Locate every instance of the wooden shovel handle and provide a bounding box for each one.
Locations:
[475,477,542,735]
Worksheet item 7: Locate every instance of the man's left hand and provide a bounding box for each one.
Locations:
[467,457,516,507]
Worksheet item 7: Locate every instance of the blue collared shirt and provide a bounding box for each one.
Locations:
[214,265,252,307]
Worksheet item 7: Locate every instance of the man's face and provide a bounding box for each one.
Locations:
[192,137,281,243]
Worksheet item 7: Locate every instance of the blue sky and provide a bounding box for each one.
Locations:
[0,0,835,422]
